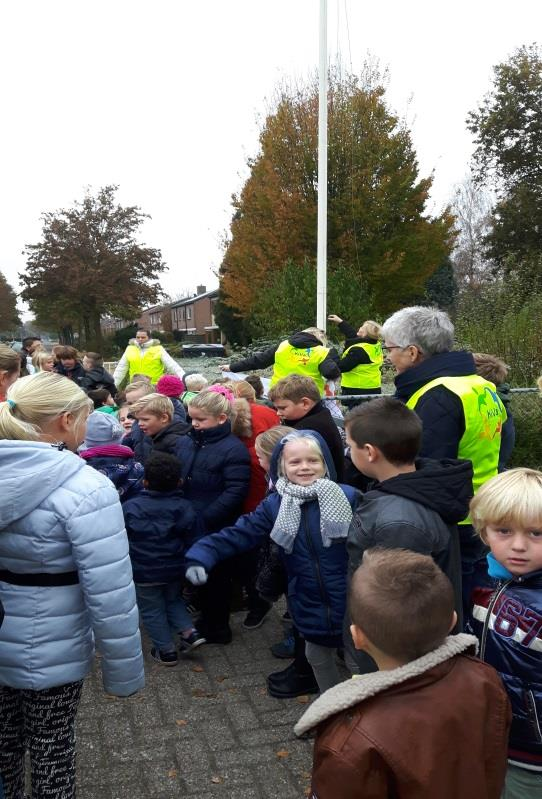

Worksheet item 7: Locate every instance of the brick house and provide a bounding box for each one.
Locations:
[169,286,221,343]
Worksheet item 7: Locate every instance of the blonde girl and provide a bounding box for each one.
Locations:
[0,344,21,401]
[0,372,143,798]
[328,314,383,406]
[32,349,55,373]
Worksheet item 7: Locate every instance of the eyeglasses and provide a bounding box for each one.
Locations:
[382,345,404,352]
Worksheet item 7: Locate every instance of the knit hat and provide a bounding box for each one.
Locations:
[84,411,124,449]
[156,375,185,397]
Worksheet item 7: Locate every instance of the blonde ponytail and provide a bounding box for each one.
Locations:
[0,372,91,441]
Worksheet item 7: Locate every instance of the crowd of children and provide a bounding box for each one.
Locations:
[0,309,540,799]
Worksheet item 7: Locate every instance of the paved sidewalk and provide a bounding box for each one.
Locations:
[76,606,315,799]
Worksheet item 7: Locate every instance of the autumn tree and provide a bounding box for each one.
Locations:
[0,272,21,333]
[21,186,166,348]
[218,68,455,331]
[467,45,542,272]
[450,175,494,290]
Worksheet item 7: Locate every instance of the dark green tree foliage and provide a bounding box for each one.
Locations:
[21,186,166,348]
[213,291,252,345]
[424,257,458,310]
[0,272,21,332]
[252,259,374,340]
[468,45,542,270]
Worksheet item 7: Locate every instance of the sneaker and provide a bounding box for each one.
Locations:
[179,630,206,653]
[243,605,271,630]
[150,647,178,667]
[196,622,232,645]
[271,635,295,659]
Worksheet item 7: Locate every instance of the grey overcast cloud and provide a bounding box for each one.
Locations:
[1,0,540,310]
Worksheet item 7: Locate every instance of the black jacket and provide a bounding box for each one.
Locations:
[337,320,378,372]
[347,457,473,632]
[290,401,345,481]
[230,332,340,382]
[80,366,116,397]
[134,419,191,465]
[54,361,87,389]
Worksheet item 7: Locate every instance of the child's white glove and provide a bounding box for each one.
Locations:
[186,565,208,585]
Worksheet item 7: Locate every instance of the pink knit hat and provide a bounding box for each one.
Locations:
[156,375,185,397]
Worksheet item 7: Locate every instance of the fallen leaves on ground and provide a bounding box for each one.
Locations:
[168,768,178,778]
[276,749,289,758]
[192,665,204,673]
[175,719,188,727]
[296,695,310,704]
[211,776,224,784]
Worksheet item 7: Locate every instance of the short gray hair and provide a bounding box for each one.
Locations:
[381,306,454,356]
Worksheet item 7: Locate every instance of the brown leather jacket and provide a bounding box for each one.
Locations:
[295,635,511,799]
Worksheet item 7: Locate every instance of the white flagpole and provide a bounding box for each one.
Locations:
[316,0,328,331]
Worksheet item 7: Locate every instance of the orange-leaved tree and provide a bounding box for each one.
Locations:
[219,68,455,332]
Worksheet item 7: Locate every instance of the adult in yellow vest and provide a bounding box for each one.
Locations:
[113,329,185,388]
[328,315,383,407]
[220,328,340,396]
[380,305,508,617]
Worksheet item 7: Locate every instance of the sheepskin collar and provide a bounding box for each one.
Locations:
[294,633,478,736]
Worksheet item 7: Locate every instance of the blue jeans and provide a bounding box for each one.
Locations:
[135,582,194,652]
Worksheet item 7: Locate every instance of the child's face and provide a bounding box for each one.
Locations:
[61,358,76,370]
[125,389,147,408]
[105,393,115,406]
[43,357,55,372]
[346,429,375,478]
[485,520,542,576]
[136,411,170,437]
[82,356,93,370]
[119,407,133,432]
[273,397,313,422]
[189,407,227,430]
[282,440,325,486]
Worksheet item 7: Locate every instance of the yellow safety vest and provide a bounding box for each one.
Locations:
[406,374,507,523]
[126,344,165,384]
[340,342,383,390]
[270,340,330,395]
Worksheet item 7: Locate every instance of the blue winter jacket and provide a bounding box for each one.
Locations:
[0,441,144,696]
[185,432,359,645]
[469,568,542,770]
[123,489,196,583]
[79,444,144,501]
[174,420,251,534]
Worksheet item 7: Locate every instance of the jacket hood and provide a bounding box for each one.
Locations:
[368,457,473,524]
[0,440,87,526]
[128,338,161,349]
[80,444,135,460]
[152,419,191,440]
[288,332,325,349]
[269,429,337,484]
[395,350,476,401]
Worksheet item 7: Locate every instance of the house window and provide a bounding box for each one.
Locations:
[186,306,192,320]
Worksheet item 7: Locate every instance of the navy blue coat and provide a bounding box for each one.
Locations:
[80,444,144,502]
[123,490,196,583]
[174,420,250,534]
[469,569,542,768]
[185,432,359,646]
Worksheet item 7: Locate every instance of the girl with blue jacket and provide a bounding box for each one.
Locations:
[0,372,144,799]
[185,430,359,693]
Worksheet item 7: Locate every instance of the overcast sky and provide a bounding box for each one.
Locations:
[1,1,540,314]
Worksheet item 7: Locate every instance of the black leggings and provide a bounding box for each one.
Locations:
[0,680,83,799]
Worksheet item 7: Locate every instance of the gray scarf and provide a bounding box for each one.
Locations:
[270,477,353,554]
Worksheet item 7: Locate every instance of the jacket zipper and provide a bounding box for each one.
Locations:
[528,690,542,743]
[302,510,333,634]
[479,580,513,660]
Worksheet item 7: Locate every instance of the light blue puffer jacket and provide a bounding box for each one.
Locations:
[0,440,144,695]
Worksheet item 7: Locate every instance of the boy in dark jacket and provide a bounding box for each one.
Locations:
[123,453,205,666]
[344,397,472,673]
[296,548,511,799]
[469,468,542,793]
[131,393,190,464]
[268,375,344,481]
[81,352,116,397]
[80,412,144,502]
[53,345,87,387]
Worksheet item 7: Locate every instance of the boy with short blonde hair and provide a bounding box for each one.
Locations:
[131,394,189,464]
[470,468,542,796]
[296,548,511,799]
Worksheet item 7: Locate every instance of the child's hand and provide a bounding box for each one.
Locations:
[186,565,208,585]
[219,364,231,371]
